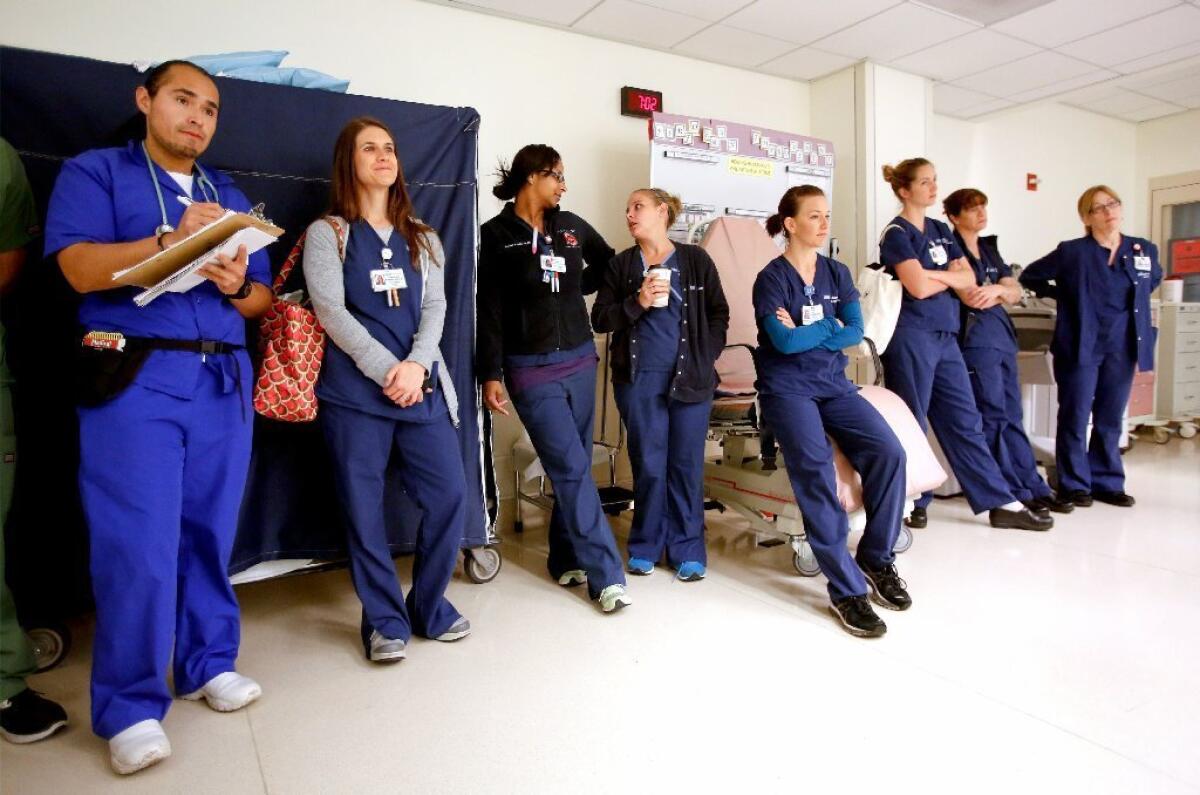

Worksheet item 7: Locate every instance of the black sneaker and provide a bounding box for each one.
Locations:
[904,506,927,529]
[0,689,68,744]
[859,562,912,611]
[1093,490,1135,507]
[1060,490,1093,507]
[829,595,887,638]
[1036,494,1075,514]
[1022,499,1051,519]
[989,506,1053,531]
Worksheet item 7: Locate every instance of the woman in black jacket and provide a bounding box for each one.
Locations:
[476,144,629,613]
[592,189,729,581]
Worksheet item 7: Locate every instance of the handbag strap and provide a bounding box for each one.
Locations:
[271,216,348,295]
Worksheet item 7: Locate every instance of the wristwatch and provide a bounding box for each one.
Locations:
[227,277,254,300]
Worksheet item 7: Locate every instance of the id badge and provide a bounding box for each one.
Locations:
[929,244,948,266]
[801,304,825,325]
[1133,255,1151,272]
[540,255,566,273]
[370,268,407,292]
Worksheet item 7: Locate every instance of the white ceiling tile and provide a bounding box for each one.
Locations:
[672,24,799,67]
[1054,80,1125,105]
[1056,5,1200,69]
[809,3,978,61]
[1068,88,1166,115]
[991,0,1179,48]
[890,28,1040,81]
[448,0,600,26]
[724,0,899,45]
[1110,40,1200,75]
[631,0,750,22]
[914,0,1057,26]
[1003,68,1119,102]
[958,97,1017,118]
[574,0,711,47]
[952,50,1097,95]
[1133,72,1200,104]
[760,46,859,80]
[933,82,998,113]
[1118,100,1189,122]
[1114,54,1200,89]
[1174,92,1200,108]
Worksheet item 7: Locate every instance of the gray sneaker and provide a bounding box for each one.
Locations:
[557,569,587,587]
[368,630,407,663]
[598,584,632,613]
[435,618,471,642]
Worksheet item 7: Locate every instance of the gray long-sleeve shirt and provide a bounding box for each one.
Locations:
[303,217,460,425]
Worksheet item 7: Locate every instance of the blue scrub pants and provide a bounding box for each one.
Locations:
[320,399,464,648]
[964,347,1052,503]
[760,390,907,601]
[508,363,624,599]
[614,369,711,568]
[1053,352,1135,494]
[882,329,1015,513]
[78,367,252,739]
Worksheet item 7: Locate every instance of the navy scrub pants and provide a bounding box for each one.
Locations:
[760,389,907,602]
[320,399,465,649]
[78,366,252,739]
[1052,351,1135,495]
[882,328,1015,513]
[614,369,711,569]
[964,347,1052,503]
[508,363,624,599]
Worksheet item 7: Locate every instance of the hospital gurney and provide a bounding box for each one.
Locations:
[699,217,947,576]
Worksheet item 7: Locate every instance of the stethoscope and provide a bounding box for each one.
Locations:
[142,139,218,236]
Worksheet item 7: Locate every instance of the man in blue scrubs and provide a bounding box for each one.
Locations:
[43,60,271,775]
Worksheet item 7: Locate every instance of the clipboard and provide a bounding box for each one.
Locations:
[112,211,284,306]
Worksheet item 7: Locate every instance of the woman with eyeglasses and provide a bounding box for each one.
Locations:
[1020,186,1161,509]
[476,144,629,613]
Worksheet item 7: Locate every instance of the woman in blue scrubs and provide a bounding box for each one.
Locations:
[944,188,1067,516]
[754,185,908,638]
[1019,185,1161,508]
[476,145,629,613]
[305,117,470,663]
[878,159,1051,532]
[591,189,729,581]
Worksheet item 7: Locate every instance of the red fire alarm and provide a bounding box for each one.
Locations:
[1026,173,1039,191]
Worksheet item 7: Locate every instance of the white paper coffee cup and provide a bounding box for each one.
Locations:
[1161,279,1183,303]
[649,267,670,308]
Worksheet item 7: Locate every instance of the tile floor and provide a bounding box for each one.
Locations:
[2,437,1198,794]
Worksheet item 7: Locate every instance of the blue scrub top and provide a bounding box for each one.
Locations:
[753,254,859,399]
[880,215,963,333]
[1094,255,1135,357]
[956,233,1017,354]
[317,221,444,422]
[634,250,682,372]
[44,140,271,399]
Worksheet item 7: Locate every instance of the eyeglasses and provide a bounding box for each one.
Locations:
[1089,200,1121,215]
[540,170,566,184]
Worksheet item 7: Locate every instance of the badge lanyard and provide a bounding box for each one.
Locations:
[142,140,218,236]
[539,234,562,293]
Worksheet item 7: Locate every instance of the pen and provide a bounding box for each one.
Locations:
[177,195,193,207]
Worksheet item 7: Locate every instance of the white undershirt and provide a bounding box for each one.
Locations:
[167,171,194,198]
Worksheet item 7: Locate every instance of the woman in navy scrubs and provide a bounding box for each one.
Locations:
[944,188,1067,516]
[305,117,470,663]
[878,159,1050,532]
[753,185,908,638]
[591,188,729,581]
[1020,185,1161,508]
[476,145,629,613]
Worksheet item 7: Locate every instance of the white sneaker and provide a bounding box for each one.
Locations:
[435,618,471,642]
[557,569,587,587]
[180,672,262,712]
[598,584,632,613]
[109,719,171,775]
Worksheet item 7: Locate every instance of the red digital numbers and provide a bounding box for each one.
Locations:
[621,86,663,118]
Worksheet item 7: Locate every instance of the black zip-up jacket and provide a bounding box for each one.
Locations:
[591,243,729,403]
[476,203,614,382]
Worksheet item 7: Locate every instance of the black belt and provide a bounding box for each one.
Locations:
[124,336,245,355]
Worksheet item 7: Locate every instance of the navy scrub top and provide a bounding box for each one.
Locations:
[879,215,963,334]
[634,250,683,373]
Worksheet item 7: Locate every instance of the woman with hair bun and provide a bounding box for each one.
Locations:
[878,159,1050,532]
[591,188,729,581]
[476,145,630,613]
[753,185,908,638]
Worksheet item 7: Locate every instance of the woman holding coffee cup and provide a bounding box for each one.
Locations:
[592,188,729,580]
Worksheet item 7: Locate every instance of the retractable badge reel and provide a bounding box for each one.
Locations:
[370,246,406,307]
[539,233,565,293]
[800,283,824,325]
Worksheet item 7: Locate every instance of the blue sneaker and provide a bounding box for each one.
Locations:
[677,561,706,581]
[627,558,654,575]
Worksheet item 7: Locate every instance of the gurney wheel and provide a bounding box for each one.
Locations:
[1152,427,1171,445]
[893,526,913,554]
[793,546,820,577]
[27,623,71,672]
[1179,422,1197,439]
[464,547,502,584]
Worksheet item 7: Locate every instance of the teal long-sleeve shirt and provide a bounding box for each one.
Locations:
[764,299,864,354]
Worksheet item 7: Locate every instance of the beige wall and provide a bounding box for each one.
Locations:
[1135,108,1200,236]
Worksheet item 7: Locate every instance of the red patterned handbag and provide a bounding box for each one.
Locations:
[253,217,345,422]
